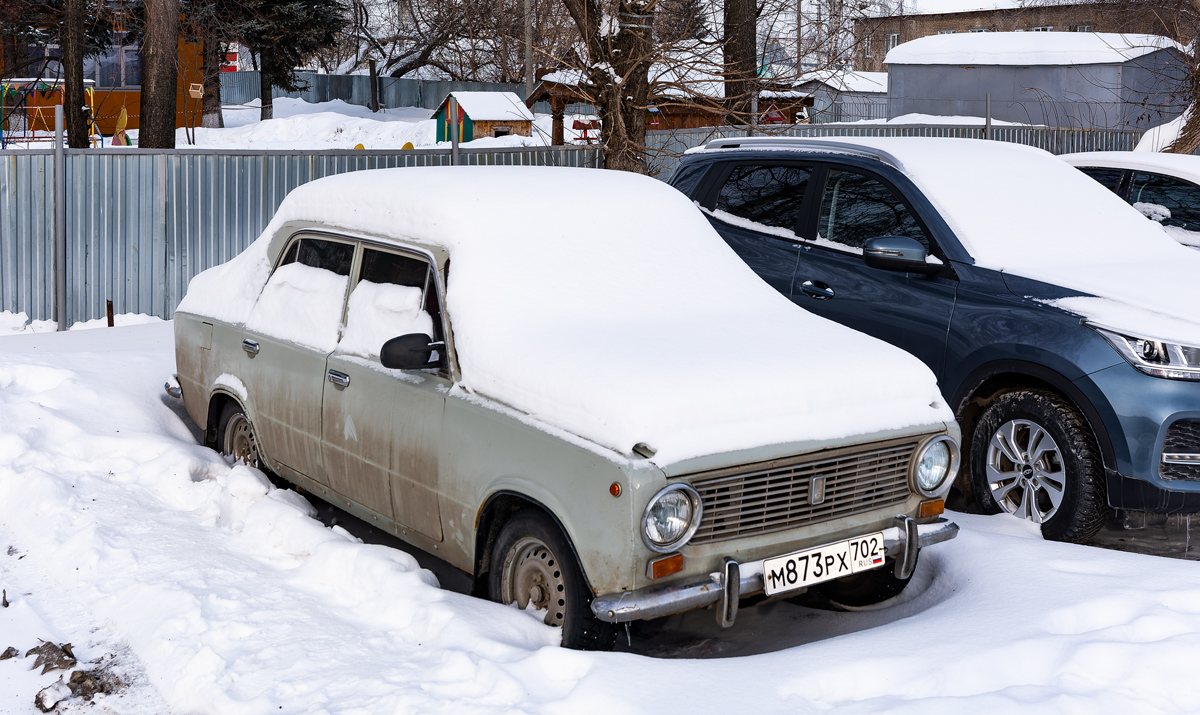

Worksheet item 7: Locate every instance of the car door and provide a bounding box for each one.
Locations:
[789,165,958,378]
[241,235,355,481]
[698,161,816,296]
[322,245,447,541]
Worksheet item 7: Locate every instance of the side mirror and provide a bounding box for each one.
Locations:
[862,236,941,275]
[380,333,437,370]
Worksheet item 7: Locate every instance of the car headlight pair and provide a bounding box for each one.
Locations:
[641,484,702,553]
[1091,325,1200,382]
[914,435,960,496]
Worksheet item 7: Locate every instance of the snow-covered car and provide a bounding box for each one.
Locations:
[170,166,959,649]
[1061,151,1200,249]
[672,137,1200,544]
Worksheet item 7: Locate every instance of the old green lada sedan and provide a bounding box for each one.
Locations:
[171,165,960,650]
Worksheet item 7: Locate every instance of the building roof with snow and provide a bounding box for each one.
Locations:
[868,0,1030,17]
[437,92,534,122]
[886,32,1184,66]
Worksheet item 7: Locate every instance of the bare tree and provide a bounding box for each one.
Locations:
[141,0,179,148]
[63,0,88,146]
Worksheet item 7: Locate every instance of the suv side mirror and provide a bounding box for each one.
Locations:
[863,236,941,275]
[380,333,437,370]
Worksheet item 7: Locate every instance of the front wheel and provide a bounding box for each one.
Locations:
[488,511,615,651]
[970,389,1106,543]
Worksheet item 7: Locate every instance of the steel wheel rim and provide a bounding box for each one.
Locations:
[224,413,259,467]
[986,418,1066,523]
[500,536,567,627]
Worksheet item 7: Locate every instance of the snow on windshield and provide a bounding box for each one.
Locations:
[177,166,950,464]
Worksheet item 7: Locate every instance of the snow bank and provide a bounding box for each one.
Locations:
[1136,113,1188,152]
[827,138,1200,344]
[849,113,1029,126]
[177,167,950,465]
[1,310,162,336]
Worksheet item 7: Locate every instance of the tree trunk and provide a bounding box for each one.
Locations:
[140,0,178,148]
[259,52,274,121]
[63,0,88,147]
[723,0,756,122]
[200,31,224,128]
[1167,4,1200,153]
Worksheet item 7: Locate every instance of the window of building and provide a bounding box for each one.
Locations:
[969,28,990,33]
[885,33,900,53]
[937,29,956,34]
[1032,26,1054,32]
[863,35,873,58]
[1074,25,1093,32]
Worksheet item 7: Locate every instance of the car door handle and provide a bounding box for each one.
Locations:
[327,370,350,387]
[800,280,835,300]
[241,339,260,355]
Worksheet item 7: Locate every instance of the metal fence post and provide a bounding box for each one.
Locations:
[450,96,460,165]
[54,104,66,330]
[985,93,992,140]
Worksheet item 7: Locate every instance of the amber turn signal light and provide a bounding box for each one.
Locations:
[648,553,683,580]
[919,499,945,519]
[609,482,622,497]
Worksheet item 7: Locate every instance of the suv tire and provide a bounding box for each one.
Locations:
[970,389,1106,543]
[489,511,616,651]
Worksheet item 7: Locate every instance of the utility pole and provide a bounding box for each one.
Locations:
[524,0,534,98]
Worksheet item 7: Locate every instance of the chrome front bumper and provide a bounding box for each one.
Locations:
[591,516,958,625]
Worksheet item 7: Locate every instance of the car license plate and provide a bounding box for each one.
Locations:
[761,532,887,596]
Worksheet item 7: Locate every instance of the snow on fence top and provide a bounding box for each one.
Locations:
[885,32,1184,66]
[443,91,534,121]
[178,166,950,464]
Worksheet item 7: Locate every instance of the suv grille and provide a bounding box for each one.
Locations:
[1162,421,1200,482]
[684,437,920,545]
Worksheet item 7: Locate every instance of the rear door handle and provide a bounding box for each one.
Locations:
[241,339,260,355]
[327,370,350,387]
[800,280,835,300]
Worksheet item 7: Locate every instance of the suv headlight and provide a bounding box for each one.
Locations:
[914,436,959,497]
[1091,325,1200,381]
[641,484,703,553]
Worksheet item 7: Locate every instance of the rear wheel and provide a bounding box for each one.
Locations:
[815,558,913,609]
[488,511,615,651]
[970,389,1105,543]
[217,402,260,469]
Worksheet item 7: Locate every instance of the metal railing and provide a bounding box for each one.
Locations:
[1,143,603,326]
[645,123,1144,180]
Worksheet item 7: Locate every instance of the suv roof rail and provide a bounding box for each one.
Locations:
[701,137,906,171]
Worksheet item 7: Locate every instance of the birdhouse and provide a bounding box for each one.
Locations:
[435,92,534,143]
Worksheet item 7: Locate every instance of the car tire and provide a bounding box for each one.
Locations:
[488,511,616,651]
[970,389,1106,543]
[217,401,261,470]
[814,558,913,609]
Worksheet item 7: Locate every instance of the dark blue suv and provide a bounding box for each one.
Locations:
[671,136,1200,543]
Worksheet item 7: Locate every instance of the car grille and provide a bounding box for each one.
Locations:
[1162,421,1200,482]
[683,437,920,545]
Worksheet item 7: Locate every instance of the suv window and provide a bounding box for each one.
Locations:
[1077,167,1125,194]
[247,236,355,352]
[816,169,929,250]
[715,164,812,234]
[1130,172,1200,232]
[337,247,445,367]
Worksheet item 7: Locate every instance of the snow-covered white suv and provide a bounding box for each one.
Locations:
[171,166,959,649]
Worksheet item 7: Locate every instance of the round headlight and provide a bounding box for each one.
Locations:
[915,436,959,496]
[641,484,702,552]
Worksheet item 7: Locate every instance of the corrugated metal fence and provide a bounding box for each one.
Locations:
[1,145,603,326]
[646,123,1144,179]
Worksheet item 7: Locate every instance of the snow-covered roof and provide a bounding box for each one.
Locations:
[886,32,1184,66]
[178,166,950,465]
[788,71,888,95]
[1060,151,1200,185]
[538,69,586,86]
[867,0,1026,18]
[442,92,534,121]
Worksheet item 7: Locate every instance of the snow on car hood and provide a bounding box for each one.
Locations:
[177,166,950,465]
[834,138,1200,345]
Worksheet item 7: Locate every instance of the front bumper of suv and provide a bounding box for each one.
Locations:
[590,516,958,625]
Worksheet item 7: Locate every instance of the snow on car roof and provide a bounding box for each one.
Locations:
[177,166,950,465]
[442,92,534,121]
[1061,151,1200,185]
[885,32,1183,66]
[806,137,1200,343]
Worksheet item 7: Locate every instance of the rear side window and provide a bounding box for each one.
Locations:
[669,162,710,199]
[247,236,356,353]
[714,164,812,234]
[1130,172,1200,232]
[279,237,355,276]
[816,169,929,251]
[1077,167,1125,194]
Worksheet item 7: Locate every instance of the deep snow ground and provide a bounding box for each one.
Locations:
[5,323,1200,712]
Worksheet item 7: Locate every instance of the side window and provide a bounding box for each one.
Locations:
[1077,167,1125,194]
[1130,172,1200,232]
[246,236,355,352]
[816,169,929,251]
[669,162,710,200]
[337,247,444,368]
[714,164,812,235]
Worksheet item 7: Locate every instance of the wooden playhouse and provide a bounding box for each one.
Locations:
[434,91,534,142]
